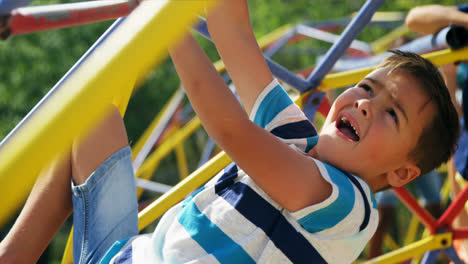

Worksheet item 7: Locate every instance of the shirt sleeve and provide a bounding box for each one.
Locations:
[291,159,377,236]
[249,79,319,152]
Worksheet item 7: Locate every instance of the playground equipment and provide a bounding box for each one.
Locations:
[2,0,468,263]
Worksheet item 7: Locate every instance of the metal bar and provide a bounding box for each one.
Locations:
[132,88,185,171]
[443,245,464,264]
[438,184,468,227]
[263,27,295,58]
[365,233,452,264]
[393,187,438,234]
[136,118,201,178]
[131,87,184,158]
[0,0,217,229]
[306,0,385,90]
[6,0,139,37]
[301,46,468,94]
[421,249,440,264]
[404,214,421,246]
[135,178,172,194]
[198,138,216,168]
[193,17,311,91]
[0,18,125,150]
[175,140,189,179]
[326,25,468,72]
[453,227,468,240]
[0,0,31,15]
[371,24,409,53]
[296,24,371,53]
[138,151,232,230]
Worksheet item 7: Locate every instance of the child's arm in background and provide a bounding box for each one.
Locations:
[169,30,331,212]
[406,5,468,34]
[205,0,273,114]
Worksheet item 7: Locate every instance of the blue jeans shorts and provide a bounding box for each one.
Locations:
[71,146,139,264]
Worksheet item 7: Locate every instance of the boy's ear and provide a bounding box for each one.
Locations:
[386,162,421,187]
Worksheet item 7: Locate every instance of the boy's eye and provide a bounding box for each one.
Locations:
[387,109,398,123]
[359,84,372,95]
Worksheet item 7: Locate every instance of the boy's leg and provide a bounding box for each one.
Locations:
[0,106,138,264]
[70,106,139,263]
[0,152,73,264]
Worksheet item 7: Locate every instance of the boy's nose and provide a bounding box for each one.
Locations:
[354,99,371,119]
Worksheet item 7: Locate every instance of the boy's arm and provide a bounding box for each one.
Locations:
[169,34,331,212]
[406,5,468,34]
[205,0,272,114]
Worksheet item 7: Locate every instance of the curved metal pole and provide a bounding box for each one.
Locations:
[306,0,385,90]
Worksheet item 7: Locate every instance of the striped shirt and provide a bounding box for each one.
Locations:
[104,79,378,264]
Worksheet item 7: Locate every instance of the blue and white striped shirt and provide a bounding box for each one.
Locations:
[106,79,378,264]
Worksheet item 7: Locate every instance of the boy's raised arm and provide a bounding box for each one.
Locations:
[169,33,331,212]
[206,0,273,114]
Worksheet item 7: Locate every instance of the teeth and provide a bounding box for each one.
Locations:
[341,116,359,136]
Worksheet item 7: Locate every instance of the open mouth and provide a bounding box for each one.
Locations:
[336,116,360,142]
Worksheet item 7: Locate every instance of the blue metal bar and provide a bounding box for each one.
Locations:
[443,245,464,264]
[0,0,32,15]
[303,92,326,122]
[0,18,126,148]
[264,27,295,58]
[306,0,385,90]
[326,25,468,72]
[193,17,311,92]
[198,138,216,168]
[422,249,440,264]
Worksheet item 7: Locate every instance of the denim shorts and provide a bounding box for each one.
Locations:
[71,146,139,264]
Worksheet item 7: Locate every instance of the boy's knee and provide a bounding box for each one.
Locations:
[71,105,129,185]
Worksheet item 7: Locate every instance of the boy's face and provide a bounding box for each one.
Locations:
[313,67,435,191]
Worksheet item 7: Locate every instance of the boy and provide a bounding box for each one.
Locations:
[0,1,460,263]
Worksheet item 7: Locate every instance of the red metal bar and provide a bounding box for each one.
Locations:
[438,184,468,227]
[453,227,468,240]
[7,0,139,36]
[393,187,438,234]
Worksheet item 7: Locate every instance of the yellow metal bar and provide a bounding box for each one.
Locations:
[135,125,178,198]
[61,227,73,264]
[383,234,399,251]
[370,12,406,22]
[410,254,423,264]
[364,233,452,264]
[404,214,421,246]
[131,89,183,158]
[138,151,231,230]
[0,0,216,228]
[57,2,217,262]
[296,46,468,109]
[371,25,409,54]
[175,141,189,179]
[136,117,201,178]
[441,175,451,208]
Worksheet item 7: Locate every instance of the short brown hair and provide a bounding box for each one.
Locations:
[376,50,459,175]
